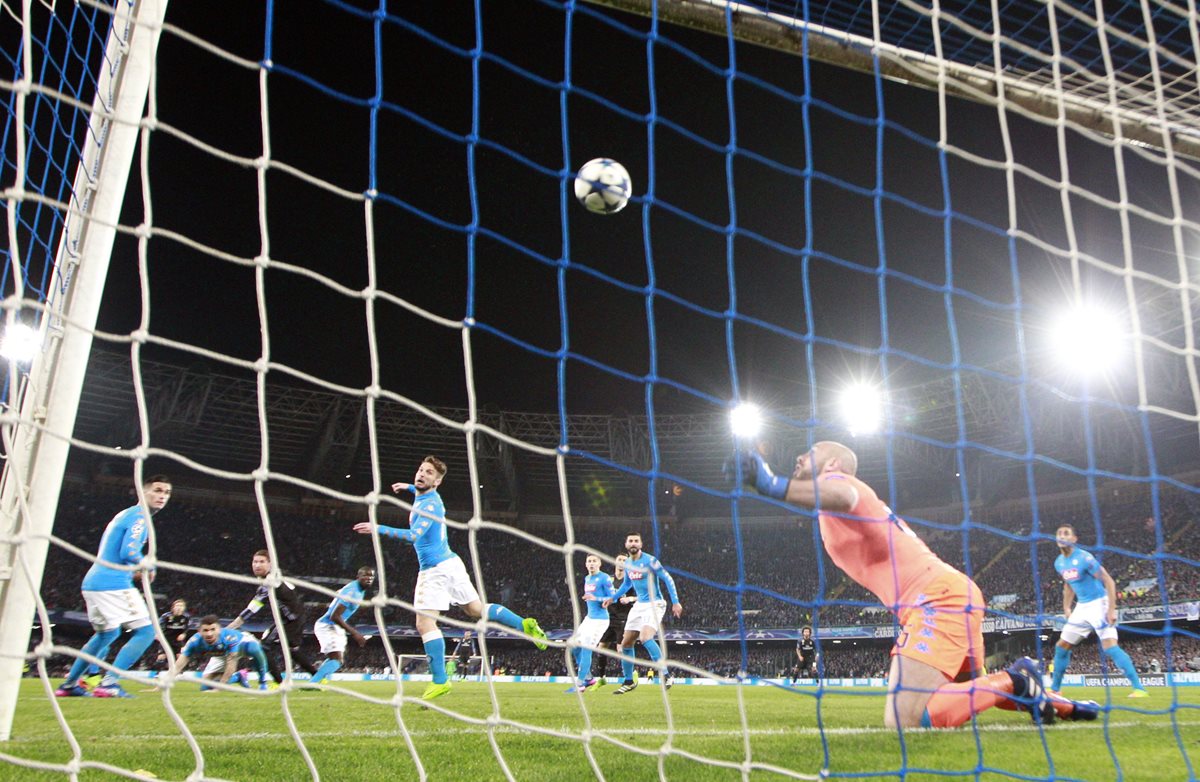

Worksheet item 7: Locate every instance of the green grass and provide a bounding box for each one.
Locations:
[3,679,1197,781]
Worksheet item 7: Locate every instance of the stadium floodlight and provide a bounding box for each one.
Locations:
[839,383,883,436]
[729,402,763,440]
[1051,304,1123,377]
[0,323,41,364]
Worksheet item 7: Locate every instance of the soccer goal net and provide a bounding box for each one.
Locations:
[2,0,1199,779]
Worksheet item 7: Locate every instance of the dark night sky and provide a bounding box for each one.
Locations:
[86,0,1200,455]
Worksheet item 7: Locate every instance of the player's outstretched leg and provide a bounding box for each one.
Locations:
[919,657,1054,728]
[483,604,548,650]
[1103,645,1149,697]
[56,628,120,696]
[1046,690,1100,721]
[309,656,341,685]
[94,625,155,699]
[1051,644,1071,691]
[1003,657,1055,724]
[419,630,452,700]
[614,647,639,695]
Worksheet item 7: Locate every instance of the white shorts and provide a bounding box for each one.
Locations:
[624,600,667,635]
[202,655,228,677]
[1062,597,1118,644]
[314,622,347,654]
[83,588,151,632]
[414,556,480,611]
[572,617,610,649]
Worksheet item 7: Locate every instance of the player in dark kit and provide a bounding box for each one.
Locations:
[158,599,191,663]
[225,550,318,682]
[594,553,633,686]
[451,630,475,680]
[796,626,818,678]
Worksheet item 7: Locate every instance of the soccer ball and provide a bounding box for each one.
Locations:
[574,158,632,215]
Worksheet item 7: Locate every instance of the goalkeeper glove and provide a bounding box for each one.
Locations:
[729,450,790,500]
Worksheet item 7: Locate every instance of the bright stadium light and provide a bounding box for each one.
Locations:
[839,383,883,436]
[0,323,40,364]
[1051,304,1124,377]
[730,402,763,440]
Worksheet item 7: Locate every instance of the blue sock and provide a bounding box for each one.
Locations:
[486,604,525,631]
[1052,646,1071,691]
[621,647,636,682]
[250,649,269,686]
[423,632,447,684]
[310,658,341,684]
[65,629,119,686]
[101,624,154,686]
[641,639,662,662]
[577,649,594,683]
[229,671,244,686]
[1104,645,1144,690]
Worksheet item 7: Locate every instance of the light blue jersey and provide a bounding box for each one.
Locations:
[318,579,366,625]
[1056,546,1106,603]
[377,488,454,570]
[81,505,152,592]
[182,628,258,659]
[583,572,616,621]
[614,552,679,604]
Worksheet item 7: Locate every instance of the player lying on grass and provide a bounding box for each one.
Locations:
[167,615,270,691]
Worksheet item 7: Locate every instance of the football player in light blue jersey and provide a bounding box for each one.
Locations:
[55,475,173,699]
[604,532,683,694]
[309,566,375,684]
[1051,524,1148,697]
[354,455,548,701]
[565,554,617,693]
[168,615,269,690]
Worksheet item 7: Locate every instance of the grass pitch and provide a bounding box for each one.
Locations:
[2,679,1197,781]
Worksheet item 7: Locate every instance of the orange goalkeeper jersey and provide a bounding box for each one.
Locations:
[816,472,958,612]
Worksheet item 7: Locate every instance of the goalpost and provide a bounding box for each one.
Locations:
[2,0,1199,779]
[0,0,169,741]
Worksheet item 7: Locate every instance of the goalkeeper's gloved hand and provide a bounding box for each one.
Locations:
[726,450,790,500]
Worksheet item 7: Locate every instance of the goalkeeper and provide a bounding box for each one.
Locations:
[734,441,1099,728]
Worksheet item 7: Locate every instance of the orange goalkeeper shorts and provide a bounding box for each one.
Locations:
[891,570,985,680]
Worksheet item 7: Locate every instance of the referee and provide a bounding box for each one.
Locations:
[226,549,318,682]
[594,553,633,686]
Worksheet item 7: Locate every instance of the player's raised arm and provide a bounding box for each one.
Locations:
[734,446,857,512]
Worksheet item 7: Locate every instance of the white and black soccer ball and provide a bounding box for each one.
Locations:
[574,158,632,215]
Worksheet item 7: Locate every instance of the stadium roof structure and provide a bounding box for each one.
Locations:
[68,348,1200,515]
[588,0,1200,160]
